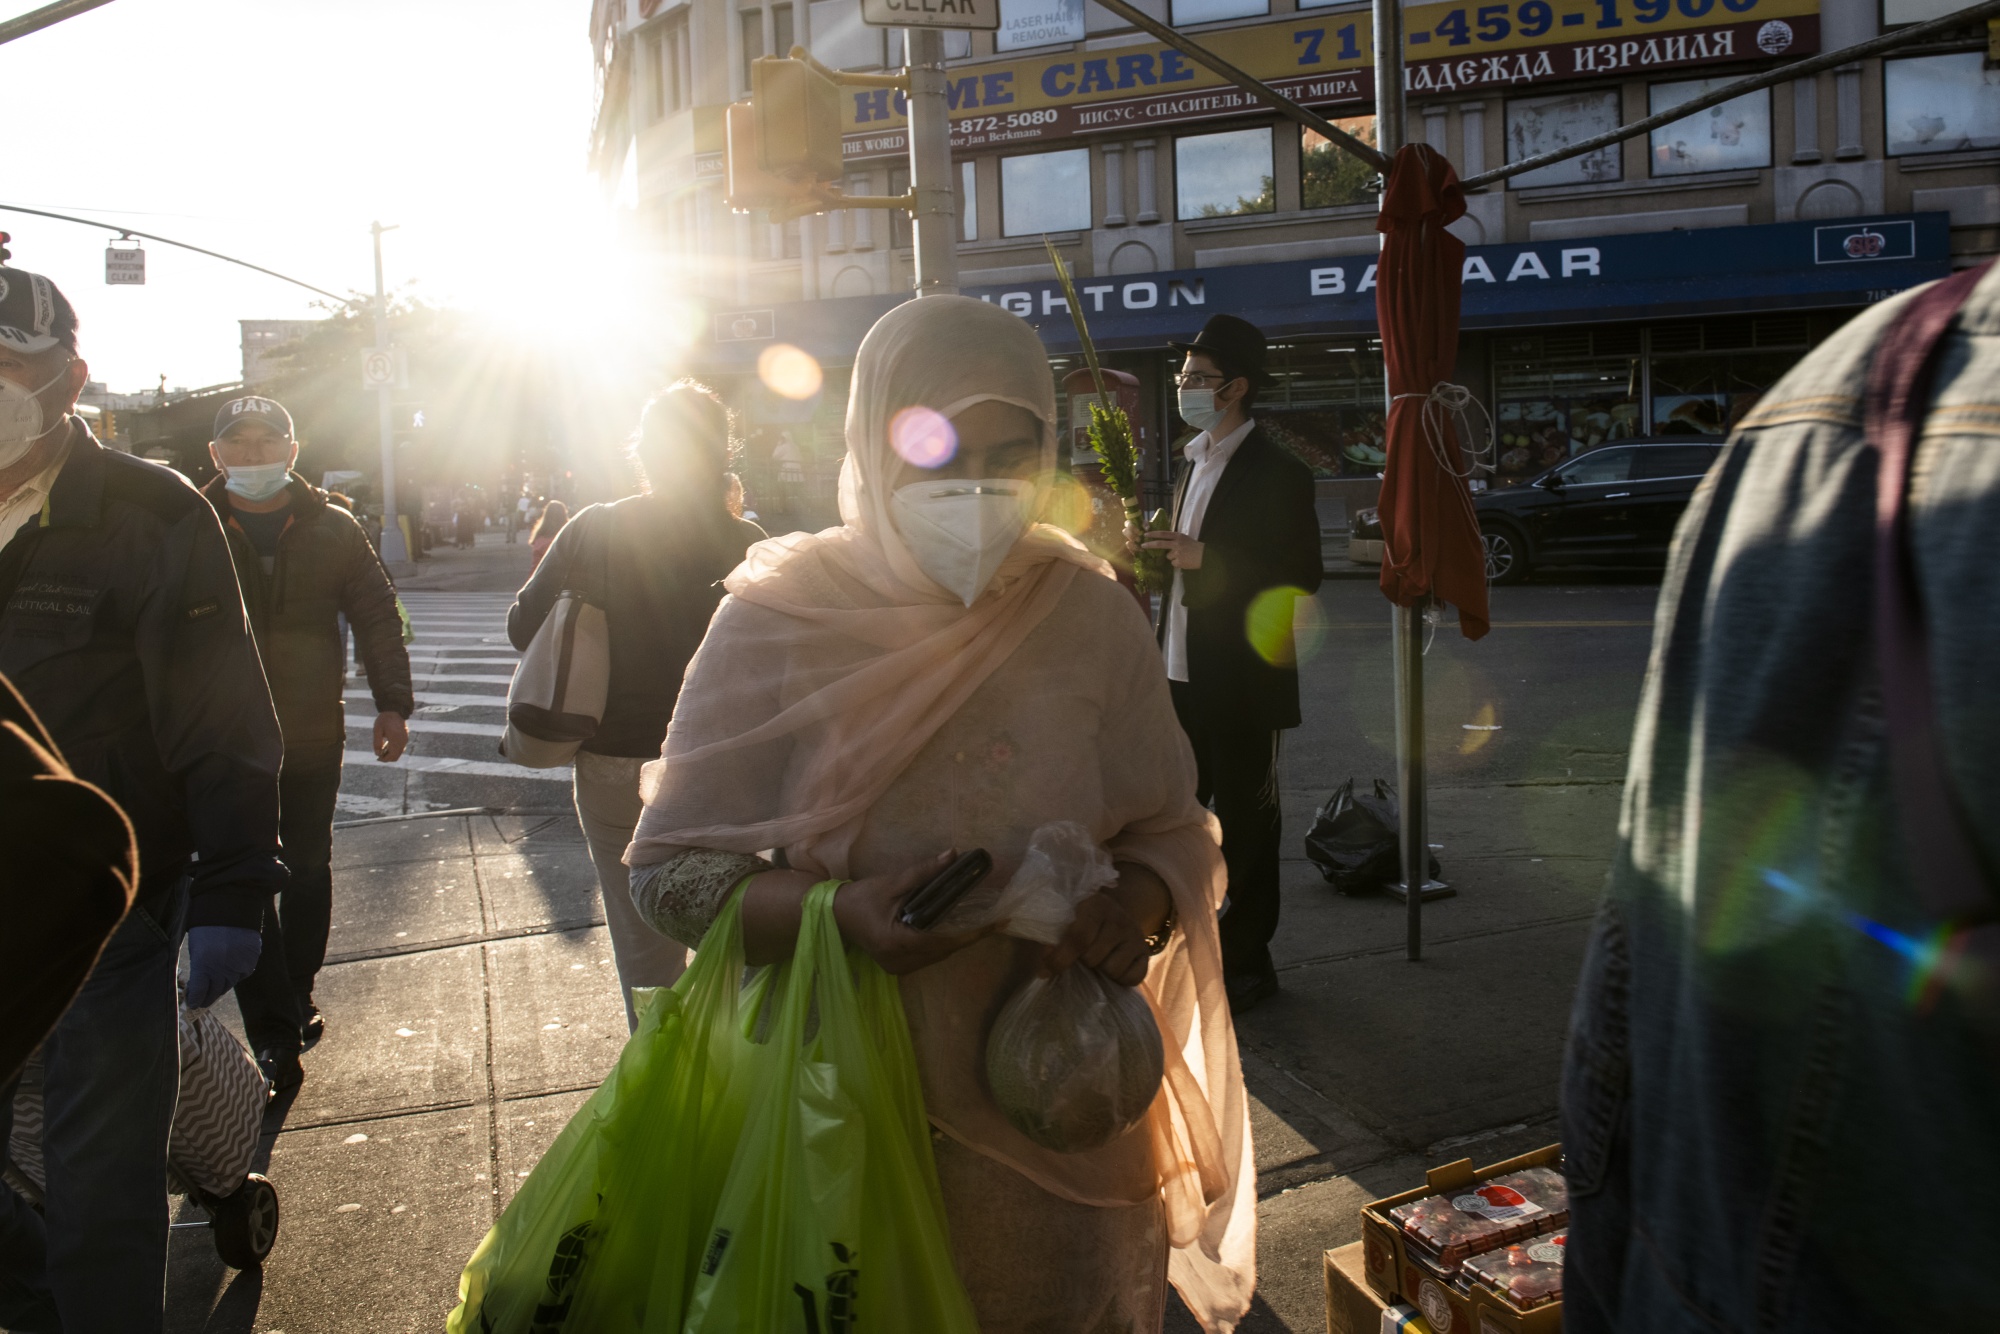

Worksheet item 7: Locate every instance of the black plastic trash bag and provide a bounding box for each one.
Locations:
[1304,779,1440,894]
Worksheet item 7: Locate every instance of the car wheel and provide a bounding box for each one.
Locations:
[1482,524,1530,585]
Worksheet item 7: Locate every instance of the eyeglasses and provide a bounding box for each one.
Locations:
[1172,371,1227,389]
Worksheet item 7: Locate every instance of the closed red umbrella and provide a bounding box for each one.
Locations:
[1374,143,1490,641]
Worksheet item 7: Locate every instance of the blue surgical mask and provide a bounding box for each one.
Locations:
[224,461,291,502]
[1177,387,1223,433]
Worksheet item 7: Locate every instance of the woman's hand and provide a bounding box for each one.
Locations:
[1042,891,1151,987]
[832,852,980,975]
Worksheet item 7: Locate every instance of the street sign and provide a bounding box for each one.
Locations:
[861,0,997,29]
[105,243,144,285]
[360,348,406,390]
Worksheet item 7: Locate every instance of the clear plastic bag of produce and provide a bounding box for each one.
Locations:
[951,823,1166,1154]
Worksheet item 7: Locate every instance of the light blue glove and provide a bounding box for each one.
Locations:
[185,925,263,1010]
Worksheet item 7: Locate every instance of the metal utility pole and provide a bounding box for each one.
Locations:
[371,221,410,568]
[1372,0,1434,961]
[903,27,958,297]
[0,0,119,47]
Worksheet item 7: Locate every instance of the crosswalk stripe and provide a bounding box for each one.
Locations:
[409,673,516,685]
[347,717,507,737]
[347,690,506,708]
[343,749,570,781]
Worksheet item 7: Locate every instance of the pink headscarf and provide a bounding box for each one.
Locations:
[628,295,1255,1331]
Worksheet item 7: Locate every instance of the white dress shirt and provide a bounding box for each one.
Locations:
[1163,416,1255,683]
[0,432,72,552]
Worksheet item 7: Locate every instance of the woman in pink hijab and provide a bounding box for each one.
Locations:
[625,296,1255,1332]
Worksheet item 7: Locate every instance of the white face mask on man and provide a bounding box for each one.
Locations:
[0,360,73,470]
[890,478,1038,606]
[223,460,292,502]
[1176,386,1224,433]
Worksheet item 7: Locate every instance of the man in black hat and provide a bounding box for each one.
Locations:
[0,266,284,1331]
[1144,314,1323,1012]
[202,393,413,1091]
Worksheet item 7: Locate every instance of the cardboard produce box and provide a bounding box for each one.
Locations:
[1358,1145,1566,1334]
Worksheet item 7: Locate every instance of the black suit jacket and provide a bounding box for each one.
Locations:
[1156,424,1324,731]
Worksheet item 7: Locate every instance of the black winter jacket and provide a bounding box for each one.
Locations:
[507,497,765,758]
[1157,425,1325,732]
[200,474,413,772]
[0,426,285,930]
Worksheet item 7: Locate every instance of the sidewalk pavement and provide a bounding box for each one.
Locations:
[162,534,1643,1333]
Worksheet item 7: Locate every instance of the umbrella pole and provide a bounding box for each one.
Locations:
[1371,0,1426,962]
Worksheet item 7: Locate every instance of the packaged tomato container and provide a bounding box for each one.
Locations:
[1386,1166,1568,1267]
[1464,1231,1567,1311]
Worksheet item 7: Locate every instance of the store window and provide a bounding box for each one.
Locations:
[1649,350,1796,435]
[1171,0,1268,21]
[1884,53,2000,155]
[1505,91,1621,188]
[996,0,1085,51]
[1176,126,1275,220]
[1649,79,1771,175]
[1231,341,1388,478]
[1301,119,1379,209]
[1492,328,1643,484]
[961,161,978,242]
[1001,148,1092,235]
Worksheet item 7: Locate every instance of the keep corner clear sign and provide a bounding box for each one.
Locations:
[838,0,1819,160]
[861,0,999,27]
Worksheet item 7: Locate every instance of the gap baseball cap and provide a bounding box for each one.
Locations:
[0,267,79,355]
[213,394,295,441]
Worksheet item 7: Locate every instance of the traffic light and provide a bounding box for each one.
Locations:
[725,54,844,218]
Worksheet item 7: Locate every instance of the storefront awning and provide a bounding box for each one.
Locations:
[700,212,1951,371]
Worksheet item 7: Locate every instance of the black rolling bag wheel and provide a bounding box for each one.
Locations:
[210,1173,281,1269]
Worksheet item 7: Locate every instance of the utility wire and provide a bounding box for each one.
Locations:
[0,203,353,304]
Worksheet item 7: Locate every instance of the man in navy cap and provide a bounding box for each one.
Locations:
[202,394,413,1091]
[1144,314,1323,1013]
[0,267,284,1331]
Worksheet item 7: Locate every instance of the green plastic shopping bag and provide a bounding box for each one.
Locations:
[448,893,761,1333]
[683,880,981,1334]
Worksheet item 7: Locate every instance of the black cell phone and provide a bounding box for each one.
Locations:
[898,848,993,931]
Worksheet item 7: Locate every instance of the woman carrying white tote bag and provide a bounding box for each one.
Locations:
[500,520,610,769]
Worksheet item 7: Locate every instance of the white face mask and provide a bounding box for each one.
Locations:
[891,478,1037,606]
[223,460,292,502]
[1177,387,1223,433]
[0,360,72,470]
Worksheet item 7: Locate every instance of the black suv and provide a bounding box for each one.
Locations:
[1473,440,1724,583]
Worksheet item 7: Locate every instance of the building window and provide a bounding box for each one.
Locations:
[1505,91,1621,188]
[1176,126,1276,220]
[899,28,972,60]
[774,2,795,57]
[1170,0,1268,21]
[996,0,1084,52]
[1884,52,2000,155]
[742,8,764,88]
[961,160,979,242]
[1881,0,1964,22]
[809,0,885,69]
[1649,78,1771,175]
[647,11,692,120]
[1001,148,1092,235]
[1301,119,1378,209]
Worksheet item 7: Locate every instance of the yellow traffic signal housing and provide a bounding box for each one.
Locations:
[725,100,824,215]
[751,55,843,185]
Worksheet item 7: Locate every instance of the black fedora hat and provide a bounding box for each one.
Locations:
[1169,314,1271,387]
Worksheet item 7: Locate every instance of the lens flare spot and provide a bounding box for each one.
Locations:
[890,406,957,469]
[757,343,823,401]
[1244,586,1318,667]
[1459,701,1501,754]
[1039,471,1092,534]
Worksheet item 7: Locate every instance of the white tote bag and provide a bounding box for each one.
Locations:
[502,521,611,769]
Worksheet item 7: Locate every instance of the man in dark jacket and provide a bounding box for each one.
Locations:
[0,267,284,1333]
[201,394,413,1089]
[1144,314,1323,1013]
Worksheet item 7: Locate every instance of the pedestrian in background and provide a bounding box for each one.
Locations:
[1143,314,1323,1013]
[200,395,414,1092]
[0,267,285,1334]
[527,497,568,571]
[507,382,765,1027]
[1562,262,2000,1331]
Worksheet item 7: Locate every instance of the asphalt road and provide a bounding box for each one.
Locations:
[157,538,1665,1333]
